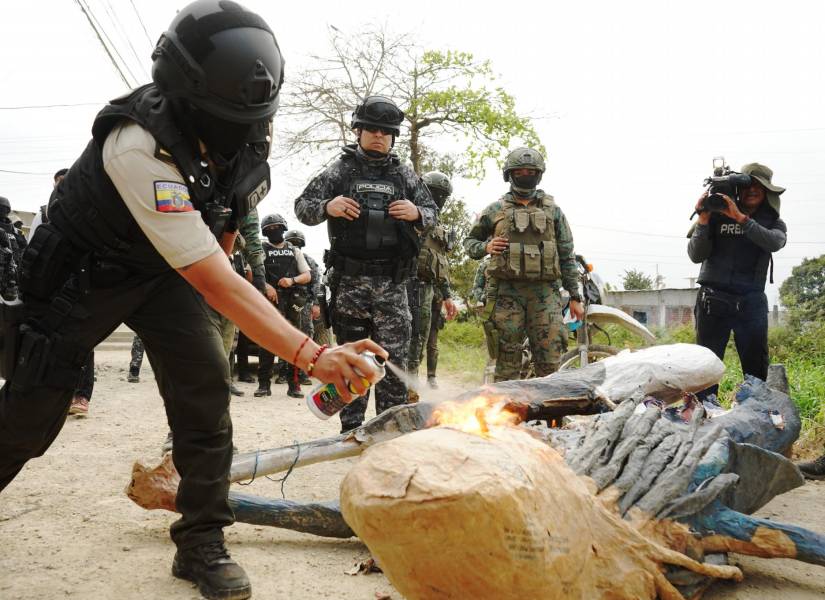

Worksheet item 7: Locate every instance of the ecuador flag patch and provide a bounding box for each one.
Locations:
[154,181,193,213]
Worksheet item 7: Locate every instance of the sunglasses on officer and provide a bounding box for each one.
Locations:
[361,125,395,136]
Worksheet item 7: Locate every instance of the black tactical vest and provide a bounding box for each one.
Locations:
[47,84,270,275]
[326,151,418,261]
[263,241,300,283]
[698,207,779,294]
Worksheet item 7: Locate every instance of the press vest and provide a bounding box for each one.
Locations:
[326,149,418,262]
[486,192,561,282]
[698,208,779,294]
[47,84,269,275]
[416,224,451,284]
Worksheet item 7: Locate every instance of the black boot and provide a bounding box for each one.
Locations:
[254,380,271,397]
[172,541,251,600]
[229,383,244,397]
[287,379,303,399]
[237,371,254,384]
[797,453,825,480]
[127,369,140,383]
[274,372,287,384]
[298,370,312,386]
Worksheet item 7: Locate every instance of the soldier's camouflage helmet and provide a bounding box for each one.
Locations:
[502,147,546,182]
[261,213,287,230]
[151,0,285,124]
[422,171,452,208]
[284,229,305,247]
[741,162,784,214]
[350,95,404,136]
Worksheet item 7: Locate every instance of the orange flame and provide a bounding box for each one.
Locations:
[430,395,521,436]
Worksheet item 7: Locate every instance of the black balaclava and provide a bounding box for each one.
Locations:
[265,227,285,244]
[191,107,253,162]
[510,173,541,197]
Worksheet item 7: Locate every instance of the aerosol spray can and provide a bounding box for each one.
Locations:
[305,351,387,420]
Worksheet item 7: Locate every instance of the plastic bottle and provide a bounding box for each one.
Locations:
[306,351,387,420]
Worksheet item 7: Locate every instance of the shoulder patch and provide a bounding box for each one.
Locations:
[154,143,176,166]
[154,181,193,213]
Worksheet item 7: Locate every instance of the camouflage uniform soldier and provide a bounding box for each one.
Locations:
[407,171,457,392]
[295,95,437,432]
[465,147,584,382]
[255,214,312,398]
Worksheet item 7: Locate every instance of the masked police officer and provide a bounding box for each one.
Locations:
[284,228,324,380]
[294,95,437,432]
[688,163,787,399]
[0,3,385,599]
[255,214,311,398]
[406,171,457,393]
[465,147,584,382]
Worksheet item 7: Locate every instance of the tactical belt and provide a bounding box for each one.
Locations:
[331,255,413,281]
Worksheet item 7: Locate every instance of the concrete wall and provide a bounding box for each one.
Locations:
[603,288,698,329]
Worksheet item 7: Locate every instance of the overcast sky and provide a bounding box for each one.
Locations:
[1,0,823,304]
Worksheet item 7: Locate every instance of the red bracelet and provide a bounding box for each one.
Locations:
[306,344,329,376]
[292,336,311,368]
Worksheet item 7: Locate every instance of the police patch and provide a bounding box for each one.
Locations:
[154,181,193,213]
[355,182,394,195]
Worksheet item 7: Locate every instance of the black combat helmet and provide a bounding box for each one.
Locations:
[422,171,452,209]
[0,197,10,214]
[151,0,284,125]
[350,96,404,136]
[284,230,305,247]
[261,213,287,231]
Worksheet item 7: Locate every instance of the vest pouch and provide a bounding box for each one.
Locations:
[513,210,530,233]
[0,297,24,380]
[541,241,561,280]
[523,244,542,279]
[232,161,270,218]
[508,242,523,275]
[19,225,73,301]
[436,253,450,284]
[417,247,437,282]
[531,211,547,234]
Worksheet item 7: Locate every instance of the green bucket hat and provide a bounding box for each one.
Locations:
[741,162,784,214]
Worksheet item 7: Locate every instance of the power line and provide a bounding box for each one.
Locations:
[82,0,141,86]
[74,0,132,88]
[129,0,155,50]
[102,0,151,80]
[0,168,54,175]
[0,102,103,110]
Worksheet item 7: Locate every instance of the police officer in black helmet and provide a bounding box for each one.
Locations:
[255,213,311,398]
[0,2,385,599]
[295,96,437,433]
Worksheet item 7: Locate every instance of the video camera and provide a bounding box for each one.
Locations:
[698,157,752,214]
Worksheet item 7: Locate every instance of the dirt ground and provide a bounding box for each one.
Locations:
[1,350,824,600]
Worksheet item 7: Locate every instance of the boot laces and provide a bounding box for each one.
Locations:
[200,541,231,564]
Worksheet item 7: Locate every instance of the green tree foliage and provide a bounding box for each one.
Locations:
[622,269,654,290]
[780,254,825,325]
[278,26,543,179]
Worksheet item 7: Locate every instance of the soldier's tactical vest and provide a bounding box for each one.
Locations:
[45,83,270,277]
[327,154,419,262]
[416,224,451,284]
[487,192,561,282]
[263,241,300,283]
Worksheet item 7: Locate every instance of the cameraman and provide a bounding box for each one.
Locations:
[687,163,786,397]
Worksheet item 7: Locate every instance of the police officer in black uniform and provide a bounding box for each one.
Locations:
[688,162,787,398]
[294,96,437,432]
[255,213,311,398]
[0,3,385,599]
[284,228,323,383]
[0,196,20,301]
